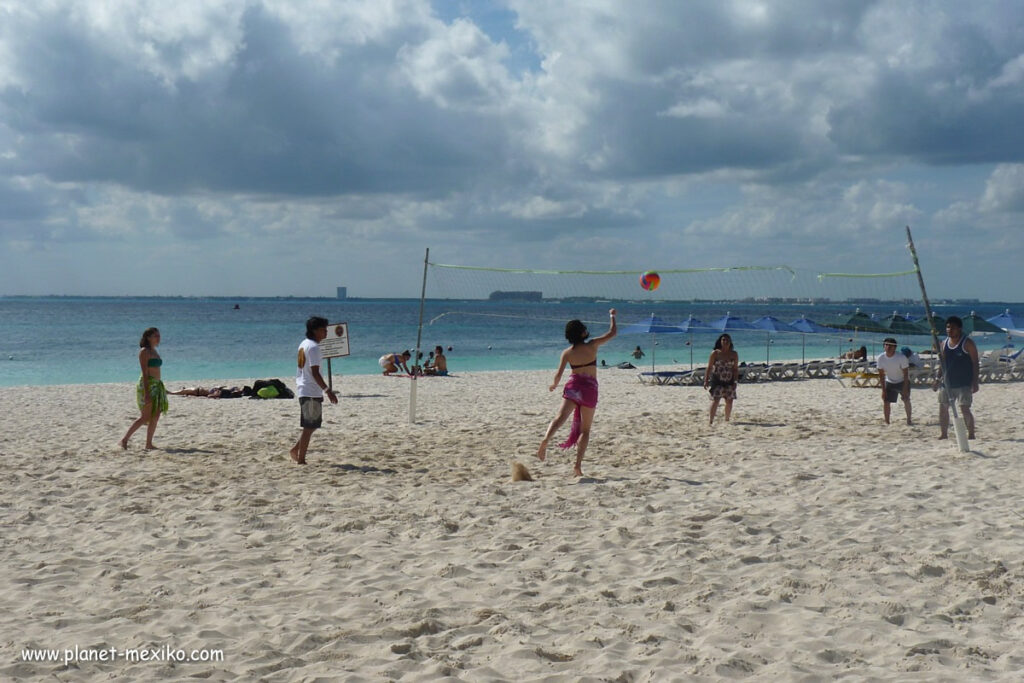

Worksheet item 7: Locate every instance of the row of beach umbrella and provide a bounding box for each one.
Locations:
[621,309,1024,369]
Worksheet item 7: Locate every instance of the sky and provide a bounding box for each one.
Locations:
[0,0,1022,299]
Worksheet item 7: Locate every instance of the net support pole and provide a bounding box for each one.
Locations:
[906,226,969,453]
[410,248,429,424]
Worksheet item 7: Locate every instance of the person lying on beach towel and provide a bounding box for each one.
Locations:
[170,386,245,398]
[249,378,294,399]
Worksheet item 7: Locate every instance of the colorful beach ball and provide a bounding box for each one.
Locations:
[640,271,661,291]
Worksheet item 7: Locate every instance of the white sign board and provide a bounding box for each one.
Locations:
[321,322,350,359]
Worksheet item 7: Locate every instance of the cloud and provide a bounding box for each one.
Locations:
[0,0,527,198]
[980,164,1024,212]
[0,0,1021,298]
[828,1,1024,164]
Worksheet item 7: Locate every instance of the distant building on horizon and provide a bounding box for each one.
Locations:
[336,287,347,299]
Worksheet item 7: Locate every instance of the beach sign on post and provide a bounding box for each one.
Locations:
[321,322,350,392]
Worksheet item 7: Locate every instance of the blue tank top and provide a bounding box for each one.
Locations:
[942,337,973,388]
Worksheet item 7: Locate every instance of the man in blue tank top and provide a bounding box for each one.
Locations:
[936,316,979,440]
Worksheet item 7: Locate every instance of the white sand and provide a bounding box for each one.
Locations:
[3,369,1024,681]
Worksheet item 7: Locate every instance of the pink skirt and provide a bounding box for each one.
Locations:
[558,374,599,449]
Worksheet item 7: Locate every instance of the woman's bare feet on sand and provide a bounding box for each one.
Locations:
[289,447,306,465]
[118,438,128,450]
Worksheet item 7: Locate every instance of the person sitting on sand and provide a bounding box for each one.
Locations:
[425,346,448,376]
[537,309,617,478]
[379,350,412,375]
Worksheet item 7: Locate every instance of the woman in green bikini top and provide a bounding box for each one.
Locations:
[119,327,168,451]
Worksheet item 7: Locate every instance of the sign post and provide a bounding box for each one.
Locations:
[321,322,350,392]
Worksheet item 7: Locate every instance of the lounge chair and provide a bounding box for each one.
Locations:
[1009,354,1024,381]
[637,370,694,386]
[839,369,880,387]
[802,360,836,379]
[766,362,802,381]
[978,351,1009,382]
[738,364,767,383]
[908,363,938,387]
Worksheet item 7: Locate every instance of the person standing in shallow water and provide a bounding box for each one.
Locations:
[119,327,168,450]
[704,333,738,425]
[537,309,617,477]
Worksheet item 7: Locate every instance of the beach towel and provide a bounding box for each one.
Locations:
[558,374,599,450]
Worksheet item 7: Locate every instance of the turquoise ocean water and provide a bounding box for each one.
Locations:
[0,297,1019,387]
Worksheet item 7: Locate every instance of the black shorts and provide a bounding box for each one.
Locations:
[299,397,323,429]
[884,383,907,404]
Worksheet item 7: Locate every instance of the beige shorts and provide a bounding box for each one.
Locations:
[938,385,973,408]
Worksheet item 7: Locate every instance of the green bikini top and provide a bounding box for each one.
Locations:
[147,357,163,367]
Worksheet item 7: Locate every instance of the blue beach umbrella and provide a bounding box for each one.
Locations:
[620,313,685,370]
[703,313,757,368]
[751,316,798,364]
[677,314,709,333]
[677,315,712,368]
[707,313,758,333]
[987,309,1024,338]
[789,315,833,364]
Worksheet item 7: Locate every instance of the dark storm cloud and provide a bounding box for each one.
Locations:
[828,9,1024,164]
[828,69,1024,164]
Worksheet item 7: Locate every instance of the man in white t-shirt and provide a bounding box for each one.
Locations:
[290,316,338,465]
[876,337,911,425]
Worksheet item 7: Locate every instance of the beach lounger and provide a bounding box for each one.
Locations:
[840,371,880,388]
[738,364,767,383]
[767,362,801,381]
[801,360,836,379]
[1009,355,1024,381]
[908,364,938,387]
[978,352,1009,382]
[637,370,694,386]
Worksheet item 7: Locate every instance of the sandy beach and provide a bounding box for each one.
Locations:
[3,368,1024,681]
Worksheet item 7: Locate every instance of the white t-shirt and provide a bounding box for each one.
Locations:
[296,338,323,398]
[876,351,909,385]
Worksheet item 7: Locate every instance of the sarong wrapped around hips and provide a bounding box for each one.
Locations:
[558,373,599,450]
[136,376,169,416]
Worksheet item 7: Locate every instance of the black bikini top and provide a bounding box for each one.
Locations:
[570,359,597,370]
